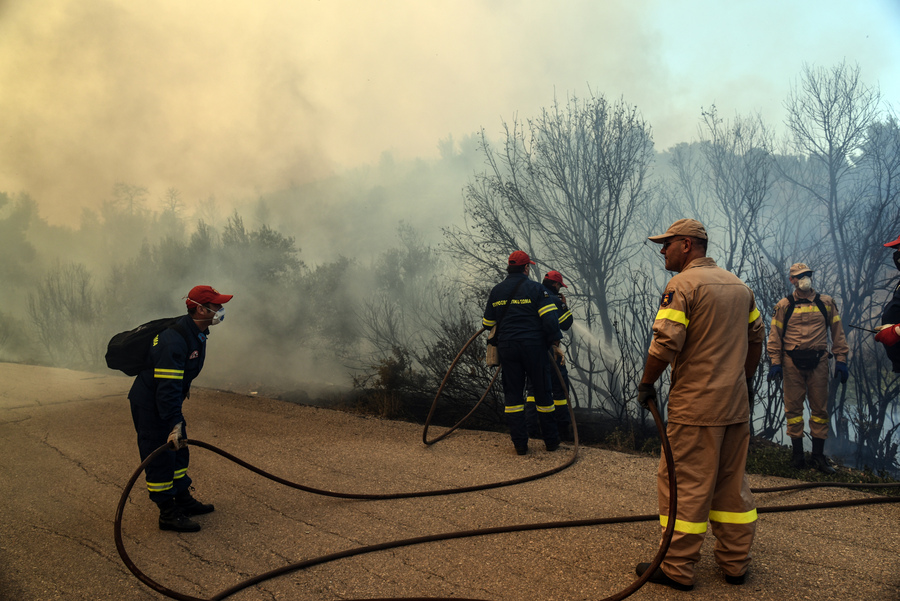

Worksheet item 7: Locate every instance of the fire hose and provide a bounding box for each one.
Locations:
[114,327,900,600]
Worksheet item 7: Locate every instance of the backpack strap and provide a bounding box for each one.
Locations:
[779,293,829,339]
[168,321,193,349]
[778,295,796,339]
[812,293,829,327]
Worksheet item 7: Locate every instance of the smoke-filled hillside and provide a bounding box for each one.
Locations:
[2,60,899,473]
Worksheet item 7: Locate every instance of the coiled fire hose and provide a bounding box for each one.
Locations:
[114,327,900,600]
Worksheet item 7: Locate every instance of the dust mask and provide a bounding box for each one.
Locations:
[210,306,225,326]
[797,276,812,291]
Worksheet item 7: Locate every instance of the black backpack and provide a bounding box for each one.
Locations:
[105,317,190,376]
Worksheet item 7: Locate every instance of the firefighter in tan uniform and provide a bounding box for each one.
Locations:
[766,263,849,474]
[635,219,763,591]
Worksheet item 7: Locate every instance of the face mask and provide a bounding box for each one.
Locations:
[209,306,225,326]
[797,276,812,291]
[893,250,900,271]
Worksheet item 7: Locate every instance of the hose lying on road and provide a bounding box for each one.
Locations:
[114,433,900,601]
[114,397,678,601]
[114,327,899,600]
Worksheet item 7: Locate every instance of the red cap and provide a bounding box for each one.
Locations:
[544,270,567,288]
[884,234,900,248]
[186,285,233,308]
[508,250,535,267]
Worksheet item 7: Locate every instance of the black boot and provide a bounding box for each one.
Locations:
[175,489,215,516]
[790,437,805,469]
[635,562,693,591]
[158,499,201,532]
[810,437,835,475]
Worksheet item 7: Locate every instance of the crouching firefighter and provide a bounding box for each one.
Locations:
[766,263,848,474]
[128,285,232,532]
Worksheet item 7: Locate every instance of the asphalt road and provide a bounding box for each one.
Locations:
[1,362,898,601]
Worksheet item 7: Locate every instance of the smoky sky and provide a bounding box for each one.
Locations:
[1,0,898,225]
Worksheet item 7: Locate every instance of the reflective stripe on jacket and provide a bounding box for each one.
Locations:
[766,288,849,365]
[128,314,207,429]
[648,257,765,426]
[483,273,562,345]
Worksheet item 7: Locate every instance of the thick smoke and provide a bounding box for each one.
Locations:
[1,1,897,225]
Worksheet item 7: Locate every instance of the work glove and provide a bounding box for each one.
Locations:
[834,361,849,383]
[167,422,186,450]
[767,364,782,382]
[875,324,900,347]
[746,377,755,404]
[637,382,656,411]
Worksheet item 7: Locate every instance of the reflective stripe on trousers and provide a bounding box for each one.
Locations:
[657,421,756,586]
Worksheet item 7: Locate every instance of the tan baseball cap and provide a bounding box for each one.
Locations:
[648,218,708,243]
[789,263,813,277]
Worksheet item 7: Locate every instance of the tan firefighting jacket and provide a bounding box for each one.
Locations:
[648,257,765,426]
[766,288,849,365]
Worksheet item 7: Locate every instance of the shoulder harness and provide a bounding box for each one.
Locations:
[778,292,828,338]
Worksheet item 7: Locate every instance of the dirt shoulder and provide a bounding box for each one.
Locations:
[1,362,898,601]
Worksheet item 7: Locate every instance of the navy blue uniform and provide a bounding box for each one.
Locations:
[128,314,207,504]
[526,286,574,434]
[882,280,900,372]
[483,273,563,450]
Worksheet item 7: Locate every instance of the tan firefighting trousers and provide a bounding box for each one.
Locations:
[783,355,830,440]
[657,422,757,585]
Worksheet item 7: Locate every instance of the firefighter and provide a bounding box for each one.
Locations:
[636,219,763,591]
[128,285,232,532]
[483,251,562,455]
[875,234,900,371]
[766,263,849,474]
[525,270,574,440]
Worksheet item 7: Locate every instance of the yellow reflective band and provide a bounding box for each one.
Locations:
[558,310,572,323]
[771,318,783,329]
[810,415,830,424]
[787,415,804,424]
[147,481,173,492]
[553,399,567,406]
[536,404,555,413]
[526,396,536,403]
[538,304,556,316]
[655,308,689,327]
[832,314,841,323]
[793,305,821,314]
[749,308,760,323]
[174,468,187,479]
[154,368,184,380]
[153,335,160,347]
[483,318,497,327]
[709,508,758,524]
[660,514,707,534]
[505,404,525,413]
